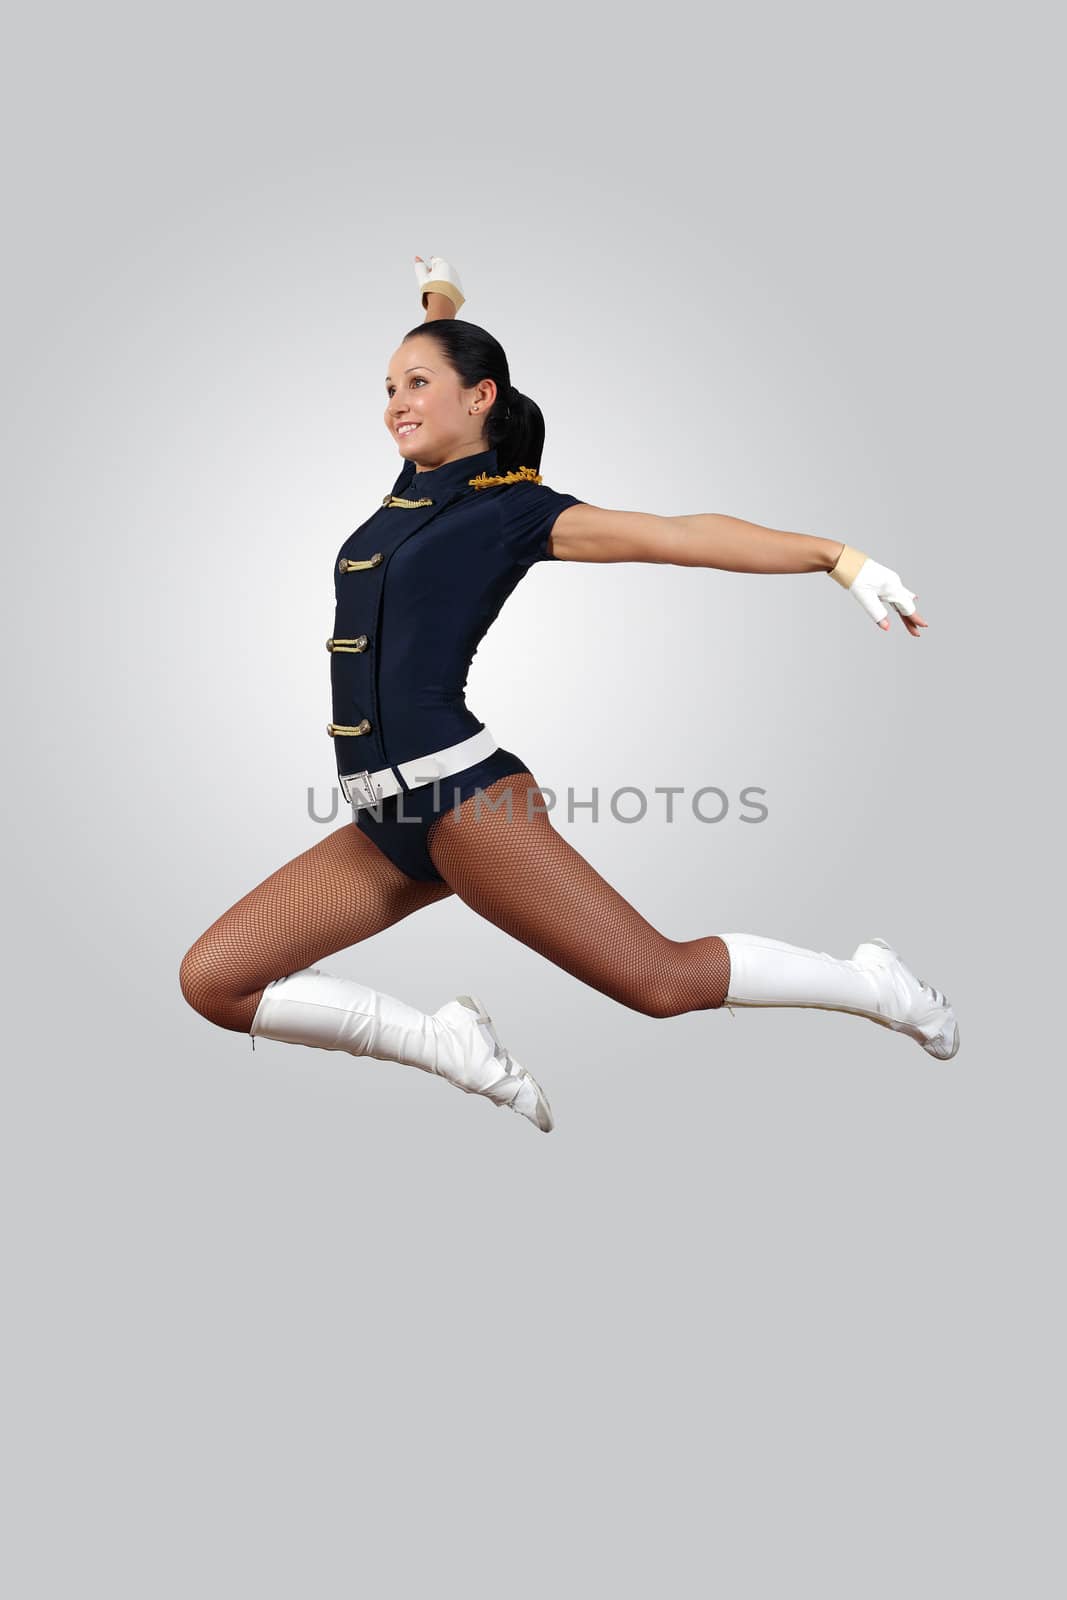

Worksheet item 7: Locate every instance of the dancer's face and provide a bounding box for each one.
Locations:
[384,336,498,471]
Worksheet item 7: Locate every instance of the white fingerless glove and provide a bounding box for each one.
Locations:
[414,255,465,312]
[828,544,917,626]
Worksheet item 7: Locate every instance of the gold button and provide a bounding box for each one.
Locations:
[326,636,369,653]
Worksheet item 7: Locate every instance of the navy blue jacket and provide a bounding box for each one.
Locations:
[328,446,582,778]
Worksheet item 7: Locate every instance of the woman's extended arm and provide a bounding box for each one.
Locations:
[549,503,843,573]
[549,504,927,635]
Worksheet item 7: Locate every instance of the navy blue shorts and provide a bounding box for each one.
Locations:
[352,745,536,883]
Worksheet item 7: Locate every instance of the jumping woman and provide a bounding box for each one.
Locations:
[179,254,960,1133]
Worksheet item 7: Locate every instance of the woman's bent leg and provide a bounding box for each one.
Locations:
[178,819,555,1126]
[179,821,451,1033]
[426,773,731,1017]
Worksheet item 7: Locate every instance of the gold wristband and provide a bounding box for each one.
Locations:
[420,279,466,313]
[828,544,868,589]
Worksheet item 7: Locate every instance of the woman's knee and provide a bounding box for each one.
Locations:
[620,984,690,1021]
[611,948,724,1019]
[178,938,217,1020]
[178,937,258,1032]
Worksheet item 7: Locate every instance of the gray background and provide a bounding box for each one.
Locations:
[3,2,1062,1595]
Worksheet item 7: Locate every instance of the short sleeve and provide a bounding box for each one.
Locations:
[497,480,584,568]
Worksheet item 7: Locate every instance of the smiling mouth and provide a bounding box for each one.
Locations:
[396,423,421,436]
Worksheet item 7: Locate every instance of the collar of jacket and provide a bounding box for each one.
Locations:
[387,446,500,504]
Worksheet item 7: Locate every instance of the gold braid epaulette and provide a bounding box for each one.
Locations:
[468,466,543,489]
[381,465,542,507]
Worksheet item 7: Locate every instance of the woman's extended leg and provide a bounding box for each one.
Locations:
[178,821,556,1127]
[427,773,732,1017]
[426,773,960,1055]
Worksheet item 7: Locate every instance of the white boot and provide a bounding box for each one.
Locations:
[250,968,554,1130]
[720,932,960,1060]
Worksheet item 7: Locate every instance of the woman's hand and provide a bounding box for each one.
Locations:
[889,596,927,637]
[413,254,465,320]
[828,545,929,636]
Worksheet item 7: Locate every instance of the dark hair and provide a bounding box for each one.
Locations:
[401,318,546,473]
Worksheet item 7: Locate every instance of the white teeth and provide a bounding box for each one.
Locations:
[397,423,419,435]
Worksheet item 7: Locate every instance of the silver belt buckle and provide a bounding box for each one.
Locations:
[344,769,382,809]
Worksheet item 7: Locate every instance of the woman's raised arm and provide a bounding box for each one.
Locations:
[414,255,464,323]
[422,290,457,323]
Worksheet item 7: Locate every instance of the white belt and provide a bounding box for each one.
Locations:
[340,724,499,811]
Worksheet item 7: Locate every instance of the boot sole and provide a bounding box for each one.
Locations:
[724,998,960,1060]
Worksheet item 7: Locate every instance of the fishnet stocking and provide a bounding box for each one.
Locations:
[427,772,731,1017]
[180,770,731,1036]
[179,824,452,1033]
